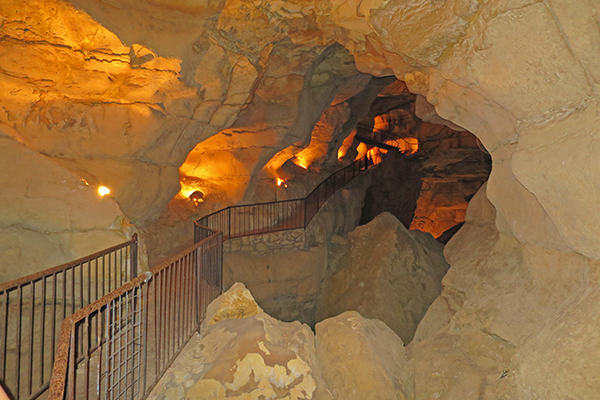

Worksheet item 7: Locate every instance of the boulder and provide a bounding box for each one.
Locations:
[316,311,413,400]
[200,282,263,331]
[316,212,449,344]
[194,284,332,399]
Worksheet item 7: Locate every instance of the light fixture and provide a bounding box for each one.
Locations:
[189,190,205,205]
[98,186,111,196]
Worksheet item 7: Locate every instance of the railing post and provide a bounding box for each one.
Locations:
[141,272,152,397]
[228,207,232,240]
[303,199,307,228]
[131,233,138,278]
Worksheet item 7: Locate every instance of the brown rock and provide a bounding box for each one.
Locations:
[190,285,333,399]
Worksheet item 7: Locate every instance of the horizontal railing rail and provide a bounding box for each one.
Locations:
[195,156,375,242]
[47,229,223,400]
[0,235,138,400]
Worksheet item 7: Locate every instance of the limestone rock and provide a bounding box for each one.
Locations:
[201,283,263,330]
[0,0,203,227]
[408,183,598,399]
[190,285,332,400]
[316,311,413,400]
[316,212,449,344]
[0,133,130,282]
[513,282,600,399]
[414,95,464,132]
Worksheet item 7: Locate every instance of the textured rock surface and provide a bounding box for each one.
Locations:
[408,184,600,399]
[4,0,600,396]
[201,282,263,328]
[317,212,449,344]
[316,311,413,400]
[323,0,600,259]
[409,122,490,238]
[149,285,414,400]
[0,132,130,282]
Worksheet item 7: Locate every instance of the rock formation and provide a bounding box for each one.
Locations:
[357,79,490,238]
[148,283,413,400]
[317,212,449,344]
[316,310,413,400]
[0,133,130,281]
[409,183,600,398]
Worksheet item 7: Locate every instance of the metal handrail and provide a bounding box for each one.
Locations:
[0,235,138,400]
[47,226,223,400]
[195,156,375,242]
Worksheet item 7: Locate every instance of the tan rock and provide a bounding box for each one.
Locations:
[316,212,449,344]
[189,287,332,399]
[201,283,263,330]
[316,311,413,400]
[410,183,597,399]
[414,95,464,131]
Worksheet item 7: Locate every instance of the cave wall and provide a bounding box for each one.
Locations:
[2,1,600,396]
[0,132,131,282]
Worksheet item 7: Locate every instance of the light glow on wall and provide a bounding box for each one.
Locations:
[98,186,111,196]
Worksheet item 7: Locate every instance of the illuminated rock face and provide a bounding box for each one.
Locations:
[2,0,598,260]
[327,0,600,258]
[357,80,490,238]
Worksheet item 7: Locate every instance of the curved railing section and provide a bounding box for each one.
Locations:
[195,155,375,242]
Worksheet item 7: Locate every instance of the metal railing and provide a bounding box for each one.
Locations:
[47,226,222,400]
[0,236,138,400]
[195,156,375,241]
